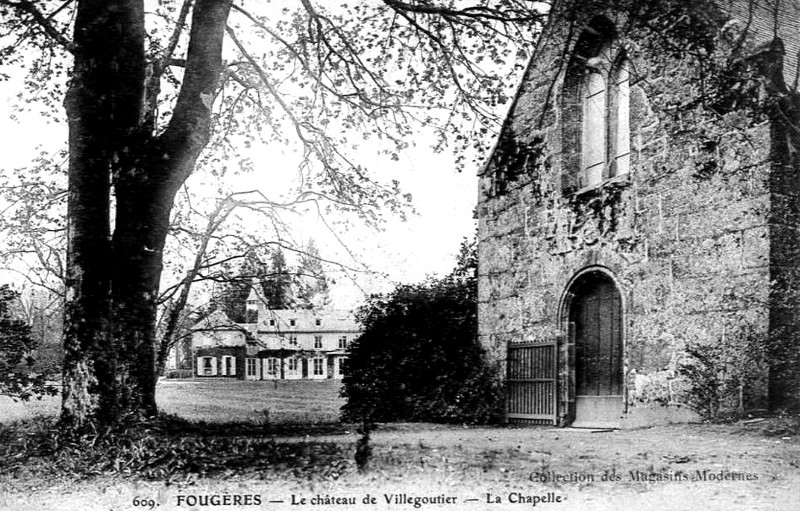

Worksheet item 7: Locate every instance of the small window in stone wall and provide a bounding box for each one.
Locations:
[246,358,257,377]
[314,335,323,349]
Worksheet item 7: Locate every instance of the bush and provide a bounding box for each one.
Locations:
[341,241,504,424]
[163,369,193,379]
[678,326,765,420]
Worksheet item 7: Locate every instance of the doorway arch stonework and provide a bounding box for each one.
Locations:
[559,267,625,427]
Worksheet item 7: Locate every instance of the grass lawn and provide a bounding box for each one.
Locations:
[0,394,59,424]
[156,378,345,424]
[0,378,345,425]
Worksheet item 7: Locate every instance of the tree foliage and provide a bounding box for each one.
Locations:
[342,239,504,424]
[0,0,545,428]
[212,241,332,319]
[212,250,269,323]
[0,285,57,400]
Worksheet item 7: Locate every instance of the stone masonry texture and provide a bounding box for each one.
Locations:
[477,0,800,425]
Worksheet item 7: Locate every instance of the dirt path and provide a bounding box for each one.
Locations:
[2,421,798,511]
[362,422,800,510]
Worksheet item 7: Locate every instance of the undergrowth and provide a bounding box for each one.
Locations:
[0,414,353,486]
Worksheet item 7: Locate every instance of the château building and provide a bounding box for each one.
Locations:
[191,287,358,380]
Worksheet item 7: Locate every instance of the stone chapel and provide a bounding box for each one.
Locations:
[477,0,800,427]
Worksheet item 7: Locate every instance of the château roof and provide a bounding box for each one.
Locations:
[256,308,360,334]
[191,310,240,331]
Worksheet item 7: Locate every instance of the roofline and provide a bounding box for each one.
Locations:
[478,0,562,177]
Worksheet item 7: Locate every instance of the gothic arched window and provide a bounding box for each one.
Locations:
[562,18,630,194]
[608,55,630,178]
[583,69,606,187]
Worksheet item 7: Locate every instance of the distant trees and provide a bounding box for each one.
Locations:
[342,240,504,424]
[0,285,57,400]
[295,240,331,310]
[258,240,330,310]
[213,240,331,321]
[261,248,293,310]
[213,250,268,323]
[12,285,63,378]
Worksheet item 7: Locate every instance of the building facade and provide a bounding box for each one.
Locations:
[478,0,800,427]
[192,293,359,381]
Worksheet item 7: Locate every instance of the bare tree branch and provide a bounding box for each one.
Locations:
[0,0,75,52]
[382,0,546,24]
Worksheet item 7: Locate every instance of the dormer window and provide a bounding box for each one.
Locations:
[315,318,321,326]
[290,318,296,327]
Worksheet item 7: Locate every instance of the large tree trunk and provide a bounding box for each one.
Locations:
[61,0,232,428]
[109,185,169,418]
[62,0,145,428]
[111,0,233,418]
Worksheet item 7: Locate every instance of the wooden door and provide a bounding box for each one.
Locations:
[569,273,623,427]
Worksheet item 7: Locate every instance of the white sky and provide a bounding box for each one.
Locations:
[0,70,480,311]
[0,0,518,310]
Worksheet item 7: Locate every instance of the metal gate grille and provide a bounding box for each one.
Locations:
[507,340,557,424]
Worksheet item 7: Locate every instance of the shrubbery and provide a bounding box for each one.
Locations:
[341,241,504,424]
[678,326,766,420]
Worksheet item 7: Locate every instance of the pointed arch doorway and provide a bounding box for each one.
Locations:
[564,270,624,428]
